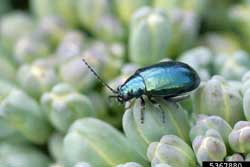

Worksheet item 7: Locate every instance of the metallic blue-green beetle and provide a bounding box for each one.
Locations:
[82,59,200,103]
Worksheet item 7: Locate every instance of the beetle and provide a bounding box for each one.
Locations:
[82,59,200,123]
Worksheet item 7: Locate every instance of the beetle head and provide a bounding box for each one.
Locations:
[109,86,131,103]
[116,85,134,102]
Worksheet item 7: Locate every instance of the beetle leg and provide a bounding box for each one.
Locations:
[140,97,145,124]
[147,96,165,123]
[165,94,190,102]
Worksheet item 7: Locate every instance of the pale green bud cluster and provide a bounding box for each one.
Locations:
[192,129,227,165]
[147,135,196,167]
[192,75,245,125]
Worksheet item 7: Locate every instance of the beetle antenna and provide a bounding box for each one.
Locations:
[82,58,117,94]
